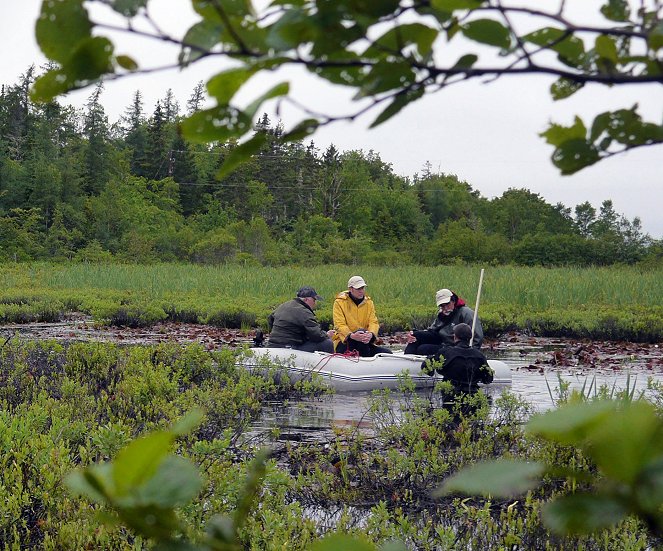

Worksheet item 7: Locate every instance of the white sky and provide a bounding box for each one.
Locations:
[3,1,662,238]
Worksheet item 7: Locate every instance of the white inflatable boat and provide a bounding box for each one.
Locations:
[243,347,512,392]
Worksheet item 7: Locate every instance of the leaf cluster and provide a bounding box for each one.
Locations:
[32,0,663,175]
[441,398,663,537]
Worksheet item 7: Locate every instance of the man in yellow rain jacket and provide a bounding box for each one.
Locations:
[332,275,392,357]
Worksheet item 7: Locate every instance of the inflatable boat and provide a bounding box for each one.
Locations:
[243,347,511,392]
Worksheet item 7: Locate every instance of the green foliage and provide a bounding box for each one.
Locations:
[441,399,663,537]
[2,336,662,548]
[31,0,663,175]
[1,262,662,340]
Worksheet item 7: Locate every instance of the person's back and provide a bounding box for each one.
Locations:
[426,323,493,393]
[268,287,334,353]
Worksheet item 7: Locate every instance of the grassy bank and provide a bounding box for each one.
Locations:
[1,262,661,341]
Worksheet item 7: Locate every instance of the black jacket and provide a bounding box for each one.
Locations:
[427,306,484,349]
[427,342,493,393]
[267,298,328,347]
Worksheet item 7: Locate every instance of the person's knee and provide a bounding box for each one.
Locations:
[319,339,334,353]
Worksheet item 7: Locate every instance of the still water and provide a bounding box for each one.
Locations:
[255,342,663,439]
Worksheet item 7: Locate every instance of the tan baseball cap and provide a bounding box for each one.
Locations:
[436,289,453,306]
[348,275,367,289]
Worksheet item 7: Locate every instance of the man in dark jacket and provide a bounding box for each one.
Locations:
[267,287,335,353]
[423,323,493,393]
[405,288,483,355]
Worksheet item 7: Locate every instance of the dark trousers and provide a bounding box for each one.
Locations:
[404,330,443,356]
[404,343,442,356]
[336,338,392,357]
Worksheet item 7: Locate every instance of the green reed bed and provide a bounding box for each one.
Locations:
[1,262,661,340]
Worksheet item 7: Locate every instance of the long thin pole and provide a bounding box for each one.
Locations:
[470,268,485,347]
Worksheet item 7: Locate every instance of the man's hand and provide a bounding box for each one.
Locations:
[405,331,417,344]
[350,330,373,344]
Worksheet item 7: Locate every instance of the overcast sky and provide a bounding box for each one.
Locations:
[3,1,662,237]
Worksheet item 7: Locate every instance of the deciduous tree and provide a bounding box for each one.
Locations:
[31,0,663,176]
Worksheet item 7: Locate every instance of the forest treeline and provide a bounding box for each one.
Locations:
[1,67,660,267]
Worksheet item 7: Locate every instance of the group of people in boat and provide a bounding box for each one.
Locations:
[266,275,494,393]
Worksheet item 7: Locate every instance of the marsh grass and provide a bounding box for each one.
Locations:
[0,262,661,340]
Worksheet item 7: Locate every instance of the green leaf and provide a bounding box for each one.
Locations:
[206,515,236,545]
[524,27,585,66]
[31,70,74,103]
[437,460,546,498]
[343,0,401,18]
[431,0,484,10]
[363,23,438,58]
[179,20,224,66]
[550,77,583,100]
[119,505,181,539]
[116,55,138,71]
[233,448,270,530]
[206,67,258,103]
[193,0,253,22]
[216,133,268,179]
[543,493,627,534]
[65,462,114,503]
[540,116,588,147]
[451,53,478,70]
[461,19,511,49]
[266,8,313,51]
[355,60,415,98]
[36,0,91,64]
[311,533,376,551]
[602,108,663,145]
[109,0,147,17]
[171,409,204,436]
[595,35,618,63]
[636,457,663,511]
[589,111,613,142]
[526,400,614,445]
[584,401,663,484]
[648,22,663,51]
[309,56,364,87]
[67,36,114,80]
[600,0,630,22]
[551,139,601,174]
[282,119,320,141]
[136,456,202,507]
[370,88,424,128]
[113,431,173,496]
[180,106,252,143]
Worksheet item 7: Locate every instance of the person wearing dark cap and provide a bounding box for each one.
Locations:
[422,323,493,426]
[405,288,484,355]
[267,287,335,353]
[332,275,392,357]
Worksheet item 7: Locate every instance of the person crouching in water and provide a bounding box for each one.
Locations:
[423,323,493,393]
[423,323,494,425]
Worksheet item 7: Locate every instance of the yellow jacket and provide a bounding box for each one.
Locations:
[332,291,381,350]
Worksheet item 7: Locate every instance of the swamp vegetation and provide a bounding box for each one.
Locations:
[1,262,662,341]
[2,338,662,550]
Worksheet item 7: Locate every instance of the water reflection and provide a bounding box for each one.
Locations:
[256,343,662,437]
